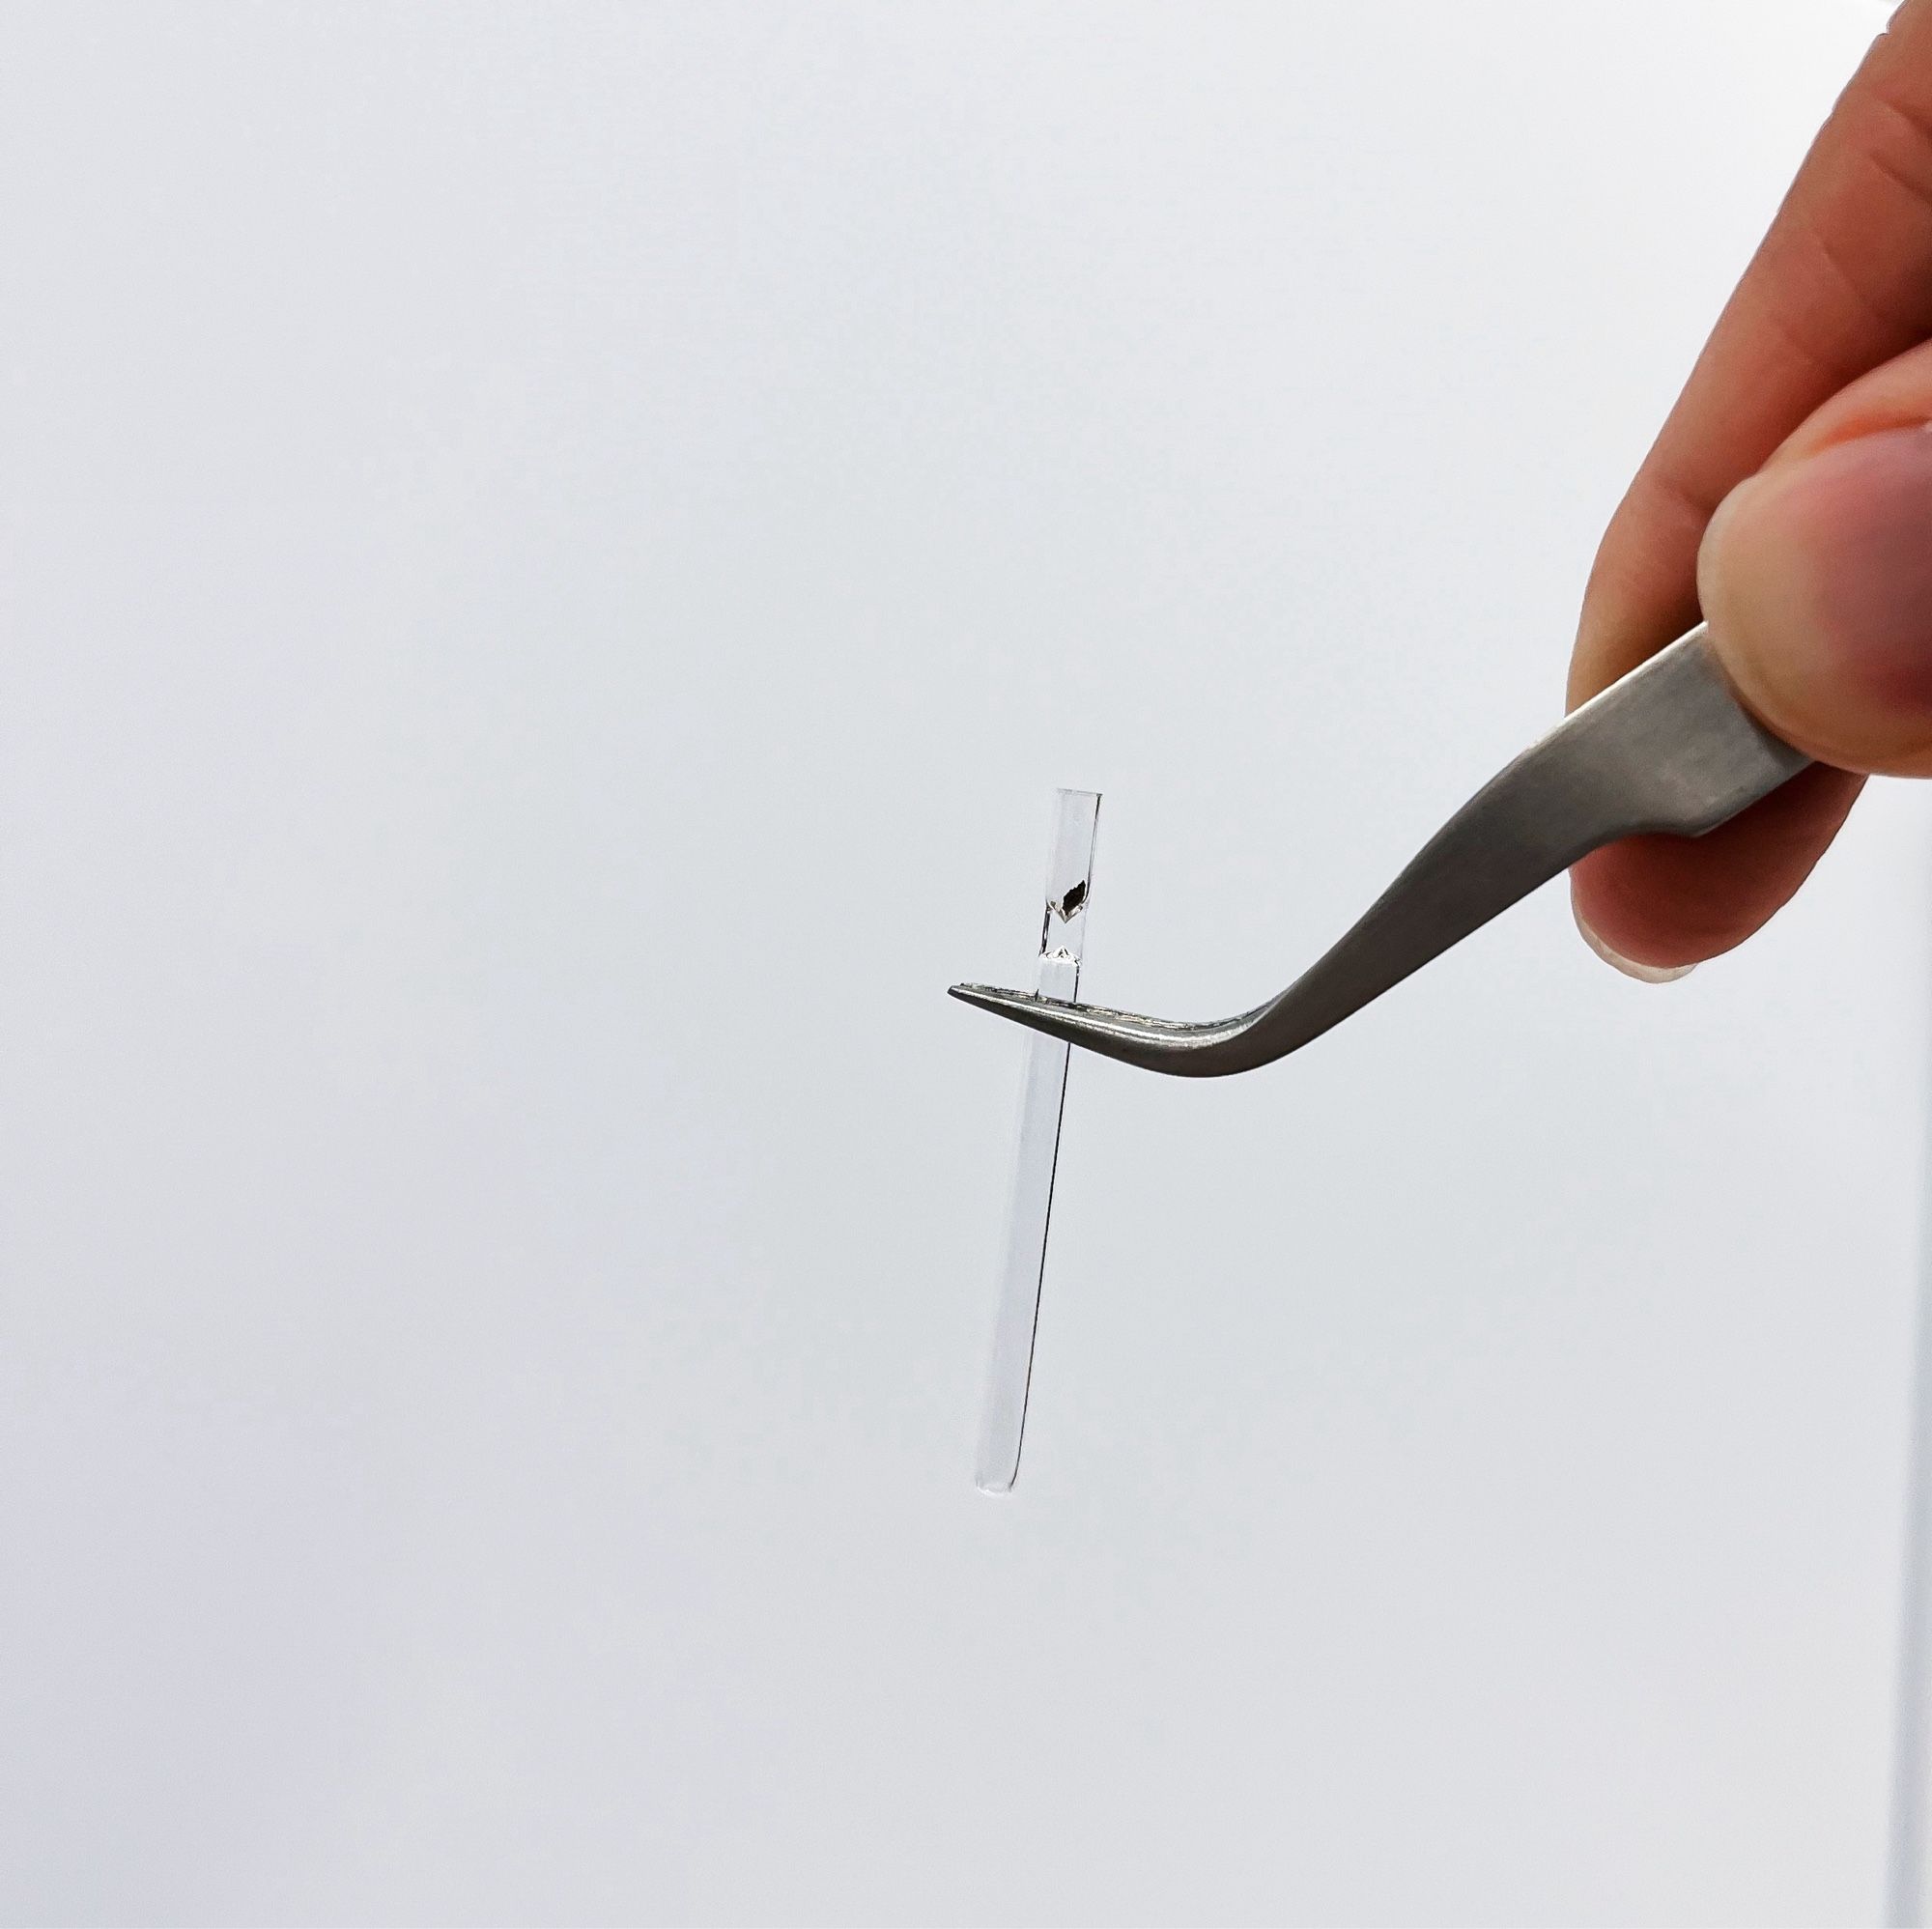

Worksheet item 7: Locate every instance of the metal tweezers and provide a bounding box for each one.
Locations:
[951,626,1811,1076]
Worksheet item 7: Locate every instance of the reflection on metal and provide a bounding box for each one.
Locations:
[974,788,1099,1495]
[952,627,1809,1077]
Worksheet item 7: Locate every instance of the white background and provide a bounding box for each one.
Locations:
[0,3,1925,1922]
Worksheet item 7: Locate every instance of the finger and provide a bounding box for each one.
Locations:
[1568,767,1862,976]
[1568,0,1932,970]
[1574,331,1932,969]
[1573,0,1932,705]
[1702,424,1932,776]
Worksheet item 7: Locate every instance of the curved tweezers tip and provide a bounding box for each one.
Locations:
[949,629,1811,1079]
[948,981,1242,1075]
[949,983,1122,1028]
[949,983,1102,1034]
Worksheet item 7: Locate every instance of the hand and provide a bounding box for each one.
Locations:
[1567,0,1932,976]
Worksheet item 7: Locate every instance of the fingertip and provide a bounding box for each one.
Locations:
[1699,424,1932,773]
[1574,898,1696,982]
[1568,765,1863,973]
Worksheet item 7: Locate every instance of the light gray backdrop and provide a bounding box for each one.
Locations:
[0,2,1922,1922]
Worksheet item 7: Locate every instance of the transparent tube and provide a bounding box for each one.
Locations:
[1891,1301,1932,1923]
[974,788,1100,1494]
[1888,1132,1932,1924]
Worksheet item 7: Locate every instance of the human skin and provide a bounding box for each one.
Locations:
[1567,0,1932,974]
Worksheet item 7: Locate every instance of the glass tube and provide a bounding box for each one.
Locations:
[975,788,1100,1494]
[1888,1146,1932,1923]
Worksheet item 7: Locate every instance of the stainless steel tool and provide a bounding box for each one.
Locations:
[951,626,1809,1077]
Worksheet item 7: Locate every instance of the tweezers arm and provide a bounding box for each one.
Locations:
[1208,624,1811,1067]
[951,628,1811,1078]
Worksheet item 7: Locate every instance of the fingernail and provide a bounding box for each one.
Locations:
[1699,422,1932,768]
[1575,907,1696,983]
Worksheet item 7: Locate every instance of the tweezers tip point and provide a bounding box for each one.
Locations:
[949,981,1034,1012]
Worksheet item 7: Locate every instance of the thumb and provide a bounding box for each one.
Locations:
[1699,421,1932,776]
